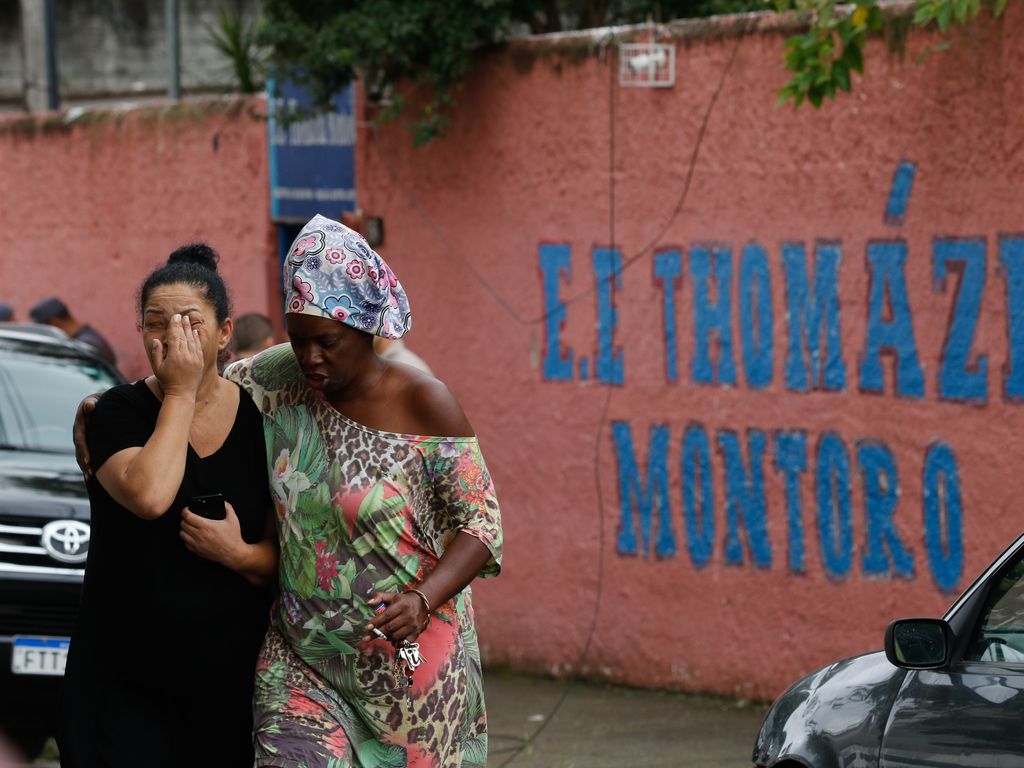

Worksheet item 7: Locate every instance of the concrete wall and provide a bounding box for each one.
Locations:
[0,97,277,380]
[3,6,1023,701]
[0,4,23,100]
[357,7,1024,698]
[1,0,261,106]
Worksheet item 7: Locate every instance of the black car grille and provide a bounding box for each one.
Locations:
[0,569,82,637]
[0,511,86,639]
[0,515,87,574]
[0,601,79,636]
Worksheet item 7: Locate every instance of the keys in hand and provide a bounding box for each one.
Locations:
[398,641,424,671]
[394,640,424,688]
[371,600,425,687]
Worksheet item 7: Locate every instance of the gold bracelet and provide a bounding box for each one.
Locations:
[405,587,431,616]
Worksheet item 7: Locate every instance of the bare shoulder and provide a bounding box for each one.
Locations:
[396,367,474,438]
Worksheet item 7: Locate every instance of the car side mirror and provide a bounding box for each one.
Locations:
[884,618,952,669]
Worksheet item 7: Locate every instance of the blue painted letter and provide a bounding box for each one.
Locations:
[718,430,772,568]
[593,247,625,384]
[539,243,574,381]
[857,441,914,578]
[933,239,987,402]
[782,241,846,391]
[923,443,963,591]
[999,237,1024,400]
[860,241,925,398]
[884,161,917,227]
[740,242,773,389]
[655,249,682,383]
[816,433,853,579]
[690,244,737,385]
[774,431,808,573]
[612,422,674,558]
[681,424,715,567]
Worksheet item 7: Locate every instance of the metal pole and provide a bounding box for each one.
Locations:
[43,0,58,110]
[166,0,180,101]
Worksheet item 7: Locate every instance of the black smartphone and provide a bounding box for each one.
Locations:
[189,493,226,520]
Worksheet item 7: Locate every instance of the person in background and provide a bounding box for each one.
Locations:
[373,335,434,377]
[231,311,275,360]
[0,303,13,322]
[59,245,277,768]
[29,296,117,366]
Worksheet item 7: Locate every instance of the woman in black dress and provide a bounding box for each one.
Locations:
[59,246,277,768]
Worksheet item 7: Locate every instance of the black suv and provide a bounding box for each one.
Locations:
[0,325,122,758]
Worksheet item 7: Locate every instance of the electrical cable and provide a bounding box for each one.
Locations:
[367,30,744,766]
[494,33,618,768]
[369,31,744,327]
[370,134,534,326]
[557,36,743,311]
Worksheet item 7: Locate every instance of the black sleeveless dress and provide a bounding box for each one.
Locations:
[59,380,273,768]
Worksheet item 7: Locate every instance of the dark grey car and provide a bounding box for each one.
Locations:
[753,531,1024,767]
[0,325,122,758]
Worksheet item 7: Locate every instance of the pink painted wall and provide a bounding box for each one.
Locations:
[357,7,1024,698]
[0,98,278,382]
[3,10,1023,701]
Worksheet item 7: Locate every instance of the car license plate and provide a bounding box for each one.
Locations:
[11,636,70,676]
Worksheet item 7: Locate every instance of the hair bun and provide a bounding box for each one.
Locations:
[167,242,219,272]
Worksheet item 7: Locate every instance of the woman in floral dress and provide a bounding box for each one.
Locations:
[225,214,502,768]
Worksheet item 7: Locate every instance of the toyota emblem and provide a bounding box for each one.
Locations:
[40,520,90,564]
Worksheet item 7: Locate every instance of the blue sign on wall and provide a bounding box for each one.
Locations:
[268,80,357,223]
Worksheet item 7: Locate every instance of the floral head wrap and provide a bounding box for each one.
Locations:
[283,214,411,339]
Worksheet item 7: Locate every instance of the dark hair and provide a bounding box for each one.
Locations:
[233,312,273,352]
[139,242,231,323]
[29,296,70,323]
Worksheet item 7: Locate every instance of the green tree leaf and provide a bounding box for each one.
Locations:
[845,41,865,72]
[834,60,851,91]
[204,8,262,94]
[913,4,936,23]
[260,0,1022,121]
[259,0,791,143]
[937,0,953,28]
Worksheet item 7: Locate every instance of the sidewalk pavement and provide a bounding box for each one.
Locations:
[484,671,769,768]
[30,671,769,767]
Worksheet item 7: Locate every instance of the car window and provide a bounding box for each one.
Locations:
[965,552,1024,664]
[0,354,118,453]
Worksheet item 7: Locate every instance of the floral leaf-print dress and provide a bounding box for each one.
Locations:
[225,345,502,768]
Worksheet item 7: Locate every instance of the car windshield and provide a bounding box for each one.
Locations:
[965,552,1024,663]
[0,353,119,453]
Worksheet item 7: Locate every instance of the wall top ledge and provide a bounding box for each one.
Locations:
[0,94,265,138]
[507,0,916,47]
